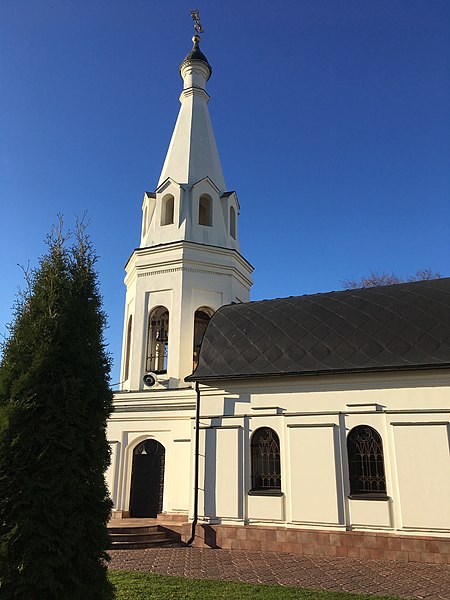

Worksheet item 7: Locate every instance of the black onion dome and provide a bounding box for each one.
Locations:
[180,36,212,79]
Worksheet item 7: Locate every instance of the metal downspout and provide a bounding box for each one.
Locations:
[187,380,201,546]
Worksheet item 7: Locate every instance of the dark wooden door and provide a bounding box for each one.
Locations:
[129,439,165,518]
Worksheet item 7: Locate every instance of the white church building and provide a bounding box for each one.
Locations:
[106,32,450,564]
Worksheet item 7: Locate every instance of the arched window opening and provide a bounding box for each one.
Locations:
[250,427,281,493]
[146,306,169,373]
[142,207,148,236]
[161,195,174,226]
[347,425,386,496]
[124,315,132,381]
[199,194,212,226]
[193,307,214,371]
[229,206,236,239]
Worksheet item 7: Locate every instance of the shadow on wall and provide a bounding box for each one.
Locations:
[201,524,219,549]
[203,424,217,519]
[223,393,250,416]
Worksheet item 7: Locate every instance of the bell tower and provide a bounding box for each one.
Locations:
[119,30,253,391]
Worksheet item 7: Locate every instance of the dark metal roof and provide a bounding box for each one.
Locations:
[180,38,212,78]
[187,278,450,382]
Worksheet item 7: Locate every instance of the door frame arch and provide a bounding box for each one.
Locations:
[128,437,166,517]
[122,434,168,517]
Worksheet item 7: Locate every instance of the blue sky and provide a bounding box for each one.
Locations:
[1,0,449,384]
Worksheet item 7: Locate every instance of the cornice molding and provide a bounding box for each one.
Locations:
[180,86,210,103]
[129,240,254,271]
[112,403,196,413]
[137,266,232,279]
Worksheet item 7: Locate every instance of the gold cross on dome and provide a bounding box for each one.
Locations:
[190,9,204,35]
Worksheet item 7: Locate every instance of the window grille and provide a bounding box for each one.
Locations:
[347,425,386,496]
[251,427,281,492]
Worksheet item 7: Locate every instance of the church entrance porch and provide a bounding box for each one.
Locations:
[129,439,165,518]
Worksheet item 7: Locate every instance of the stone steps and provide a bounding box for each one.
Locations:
[109,525,183,550]
[157,512,188,523]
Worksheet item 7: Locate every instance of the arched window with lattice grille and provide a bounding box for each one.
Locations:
[250,427,281,494]
[347,425,387,497]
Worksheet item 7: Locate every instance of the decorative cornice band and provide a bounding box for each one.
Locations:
[137,266,231,278]
[113,403,196,413]
[180,86,210,102]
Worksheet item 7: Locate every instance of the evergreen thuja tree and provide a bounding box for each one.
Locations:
[0,220,114,599]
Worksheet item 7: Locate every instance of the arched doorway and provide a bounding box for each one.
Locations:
[129,439,165,518]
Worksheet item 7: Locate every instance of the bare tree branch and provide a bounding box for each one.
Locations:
[341,269,441,289]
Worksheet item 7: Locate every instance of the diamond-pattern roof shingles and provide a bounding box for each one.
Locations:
[187,278,450,381]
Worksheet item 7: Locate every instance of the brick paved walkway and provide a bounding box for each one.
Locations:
[108,547,450,599]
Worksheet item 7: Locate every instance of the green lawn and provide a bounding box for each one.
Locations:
[109,571,403,600]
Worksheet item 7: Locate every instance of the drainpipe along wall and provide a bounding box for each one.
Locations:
[187,381,201,546]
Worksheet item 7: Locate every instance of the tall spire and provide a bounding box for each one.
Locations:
[157,22,226,192]
[118,12,253,394]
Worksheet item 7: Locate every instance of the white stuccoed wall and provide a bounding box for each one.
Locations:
[119,241,252,391]
[194,370,450,536]
[107,388,196,515]
[140,180,241,251]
